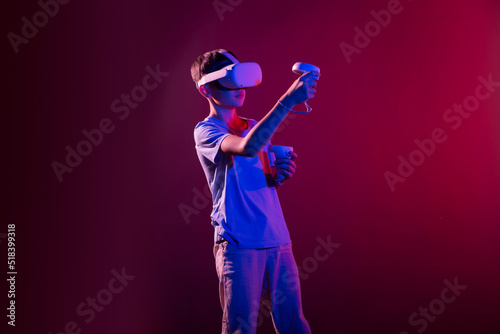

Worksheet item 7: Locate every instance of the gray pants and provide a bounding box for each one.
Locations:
[214,241,311,334]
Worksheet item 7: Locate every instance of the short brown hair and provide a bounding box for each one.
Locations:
[190,49,239,84]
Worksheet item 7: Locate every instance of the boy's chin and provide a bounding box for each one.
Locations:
[215,99,245,109]
[228,100,245,108]
[234,97,246,106]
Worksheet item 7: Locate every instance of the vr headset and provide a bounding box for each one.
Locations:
[196,52,262,90]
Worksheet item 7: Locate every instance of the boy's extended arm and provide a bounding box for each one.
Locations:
[220,71,318,157]
[220,102,289,157]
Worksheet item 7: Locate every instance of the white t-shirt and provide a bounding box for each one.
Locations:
[194,116,291,249]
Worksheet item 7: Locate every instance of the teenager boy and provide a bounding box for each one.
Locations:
[191,49,319,333]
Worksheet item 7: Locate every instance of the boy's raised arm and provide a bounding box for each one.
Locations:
[220,71,319,157]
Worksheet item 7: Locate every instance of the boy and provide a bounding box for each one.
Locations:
[191,49,318,333]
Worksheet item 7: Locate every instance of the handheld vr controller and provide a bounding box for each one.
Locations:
[268,145,294,182]
[290,62,320,113]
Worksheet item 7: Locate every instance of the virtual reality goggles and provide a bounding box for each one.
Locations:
[196,52,262,90]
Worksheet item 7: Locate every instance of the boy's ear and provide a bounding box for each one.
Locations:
[199,85,211,99]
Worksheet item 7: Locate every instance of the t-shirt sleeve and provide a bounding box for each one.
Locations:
[194,122,230,164]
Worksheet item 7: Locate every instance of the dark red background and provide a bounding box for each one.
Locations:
[3,0,500,333]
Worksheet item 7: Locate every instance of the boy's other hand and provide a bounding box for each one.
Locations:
[280,71,319,109]
[275,151,298,181]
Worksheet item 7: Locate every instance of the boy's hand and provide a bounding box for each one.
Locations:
[280,71,319,109]
[275,151,298,182]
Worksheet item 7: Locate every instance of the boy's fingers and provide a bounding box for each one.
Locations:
[276,158,295,165]
[276,162,296,172]
[281,163,295,171]
[300,71,320,80]
[306,76,320,83]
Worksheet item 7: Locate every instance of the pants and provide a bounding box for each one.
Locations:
[214,241,311,334]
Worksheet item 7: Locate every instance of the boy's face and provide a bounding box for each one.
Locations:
[205,83,246,109]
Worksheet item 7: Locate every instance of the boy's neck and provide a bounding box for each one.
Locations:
[209,104,247,130]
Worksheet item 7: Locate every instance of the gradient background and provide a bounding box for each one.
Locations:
[3,0,500,333]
